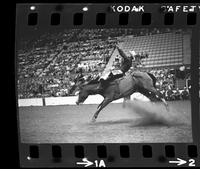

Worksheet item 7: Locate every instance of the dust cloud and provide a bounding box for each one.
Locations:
[125,100,190,126]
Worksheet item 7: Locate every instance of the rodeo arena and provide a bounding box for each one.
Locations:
[18,28,196,143]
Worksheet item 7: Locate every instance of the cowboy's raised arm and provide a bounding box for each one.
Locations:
[116,46,129,60]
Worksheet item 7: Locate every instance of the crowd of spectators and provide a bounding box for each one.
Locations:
[149,68,176,90]
[18,66,191,100]
[17,28,190,99]
[147,68,190,101]
[18,29,79,79]
[156,86,190,101]
[43,38,118,76]
[18,76,76,98]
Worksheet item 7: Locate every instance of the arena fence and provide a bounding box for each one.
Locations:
[18,92,153,107]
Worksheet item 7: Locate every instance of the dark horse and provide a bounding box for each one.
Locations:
[76,71,169,122]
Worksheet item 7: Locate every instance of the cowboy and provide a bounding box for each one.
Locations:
[97,45,136,90]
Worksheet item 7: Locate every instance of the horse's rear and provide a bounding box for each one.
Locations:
[116,72,153,97]
[117,72,169,111]
[117,74,138,96]
[131,71,169,110]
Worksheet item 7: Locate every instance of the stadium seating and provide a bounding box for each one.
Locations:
[122,32,183,68]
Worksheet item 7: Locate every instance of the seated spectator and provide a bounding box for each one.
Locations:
[165,86,175,101]
[174,88,181,100]
[181,87,189,100]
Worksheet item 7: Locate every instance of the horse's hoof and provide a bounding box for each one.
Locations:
[91,118,96,123]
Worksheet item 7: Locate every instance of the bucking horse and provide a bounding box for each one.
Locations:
[76,71,169,122]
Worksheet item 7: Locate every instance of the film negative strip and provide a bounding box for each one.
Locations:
[16,3,200,167]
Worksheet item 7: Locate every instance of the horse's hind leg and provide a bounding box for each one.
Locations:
[91,98,112,122]
[146,87,169,111]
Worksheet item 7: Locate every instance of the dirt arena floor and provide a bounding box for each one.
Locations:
[18,100,193,143]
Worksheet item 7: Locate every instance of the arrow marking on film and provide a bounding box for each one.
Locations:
[76,158,94,167]
[169,158,187,166]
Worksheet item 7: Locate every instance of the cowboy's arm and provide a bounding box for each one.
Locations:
[116,46,129,60]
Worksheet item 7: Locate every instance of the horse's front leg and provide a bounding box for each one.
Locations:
[123,95,130,108]
[122,98,126,108]
[91,98,112,122]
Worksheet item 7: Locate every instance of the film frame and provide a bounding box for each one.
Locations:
[15,3,200,167]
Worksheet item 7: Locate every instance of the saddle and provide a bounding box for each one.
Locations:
[109,73,124,81]
[85,78,99,85]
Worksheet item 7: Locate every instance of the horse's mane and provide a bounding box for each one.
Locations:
[87,78,99,85]
[80,78,99,88]
[84,74,123,87]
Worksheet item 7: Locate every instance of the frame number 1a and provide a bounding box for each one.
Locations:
[94,160,106,167]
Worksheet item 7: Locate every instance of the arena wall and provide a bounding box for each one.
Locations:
[45,96,78,106]
[18,98,43,107]
[18,93,150,107]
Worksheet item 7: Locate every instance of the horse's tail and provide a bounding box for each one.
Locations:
[147,72,157,88]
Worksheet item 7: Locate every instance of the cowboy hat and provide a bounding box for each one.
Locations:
[129,50,136,57]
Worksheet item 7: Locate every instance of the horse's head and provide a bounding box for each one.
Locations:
[75,85,90,105]
[75,81,100,105]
